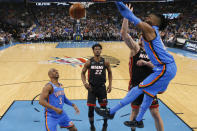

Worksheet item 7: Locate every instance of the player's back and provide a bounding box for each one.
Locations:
[143,26,175,66]
[46,82,65,116]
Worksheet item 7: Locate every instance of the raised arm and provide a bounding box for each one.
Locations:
[116,2,156,41]
[121,18,140,57]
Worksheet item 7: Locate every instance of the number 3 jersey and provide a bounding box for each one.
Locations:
[88,57,106,86]
[46,82,72,116]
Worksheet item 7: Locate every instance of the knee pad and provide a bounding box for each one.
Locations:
[88,106,94,118]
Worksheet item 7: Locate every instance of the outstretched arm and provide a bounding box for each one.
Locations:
[121,17,140,57]
[116,2,156,41]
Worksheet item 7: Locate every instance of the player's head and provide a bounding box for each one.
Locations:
[92,44,102,57]
[145,13,168,31]
[48,68,59,80]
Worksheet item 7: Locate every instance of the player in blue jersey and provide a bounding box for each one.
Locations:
[95,2,177,129]
[39,68,80,131]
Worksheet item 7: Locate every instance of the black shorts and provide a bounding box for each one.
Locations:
[87,83,107,107]
[129,86,159,109]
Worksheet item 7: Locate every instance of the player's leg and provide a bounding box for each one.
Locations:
[149,98,164,131]
[45,114,58,131]
[124,65,172,128]
[59,112,77,131]
[95,86,143,119]
[134,63,177,123]
[97,84,108,131]
[124,93,153,128]
[87,88,97,131]
[89,106,95,131]
[130,108,139,131]
[129,94,144,131]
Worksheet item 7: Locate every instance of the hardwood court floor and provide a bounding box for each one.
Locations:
[0,42,196,130]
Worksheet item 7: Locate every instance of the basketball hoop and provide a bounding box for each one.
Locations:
[69,2,94,8]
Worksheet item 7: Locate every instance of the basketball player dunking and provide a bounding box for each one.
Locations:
[39,68,80,131]
[81,44,112,131]
[121,16,164,131]
[95,2,177,129]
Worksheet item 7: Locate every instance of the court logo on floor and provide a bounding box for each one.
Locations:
[41,55,120,68]
[47,56,87,67]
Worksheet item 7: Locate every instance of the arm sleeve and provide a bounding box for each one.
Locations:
[64,95,73,106]
[116,2,142,26]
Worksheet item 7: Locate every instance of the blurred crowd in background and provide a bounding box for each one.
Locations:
[0,1,196,46]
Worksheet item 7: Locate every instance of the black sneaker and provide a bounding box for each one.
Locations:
[102,124,107,131]
[90,125,96,131]
[124,119,144,128]
[95,107,115,119]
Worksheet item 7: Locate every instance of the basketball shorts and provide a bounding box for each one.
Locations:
[45,111,74,131]
[139,62,177,97]
[87,83,107,107]
[131,93,159,109]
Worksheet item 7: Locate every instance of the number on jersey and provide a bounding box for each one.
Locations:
[95,70,102,75]
[59,97,63,105]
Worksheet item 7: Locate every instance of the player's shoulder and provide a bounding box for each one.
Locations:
[104,60,110,67]
[45,83,53,89]
[101,57,105,60]
[89,57,94,61]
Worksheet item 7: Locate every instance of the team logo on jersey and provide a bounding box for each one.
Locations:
[48,56,88,67]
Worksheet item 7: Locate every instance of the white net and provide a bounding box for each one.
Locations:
[69,2,94,8]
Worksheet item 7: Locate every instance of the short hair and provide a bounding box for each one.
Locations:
[92,44,102,50]
[154,13,168,31]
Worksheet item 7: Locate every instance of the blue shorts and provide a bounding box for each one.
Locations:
[45,111,74,131]
[139,62,177,97]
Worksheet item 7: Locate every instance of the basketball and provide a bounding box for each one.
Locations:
[69,3,85,19]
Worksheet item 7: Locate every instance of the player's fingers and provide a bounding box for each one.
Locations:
[107,88,111,93]
[128,4,131,9]
[131,7,133,12]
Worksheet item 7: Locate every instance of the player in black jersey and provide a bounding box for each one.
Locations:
[121,18,164,131]
[81,44,112,131]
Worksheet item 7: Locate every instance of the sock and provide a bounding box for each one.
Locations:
[90,120,94,127]
[101,106,107,126]
[136,94,153,121]
[103,118,107,126]
[110,86,143,114]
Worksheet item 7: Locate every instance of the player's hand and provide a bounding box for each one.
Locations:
[73,104,80,114]
[126,4,133,12]
[116,2,133,19]
[55,108,63,114]
[84,83,92,91]
[107,85,112,93]
[137,60,147,66]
